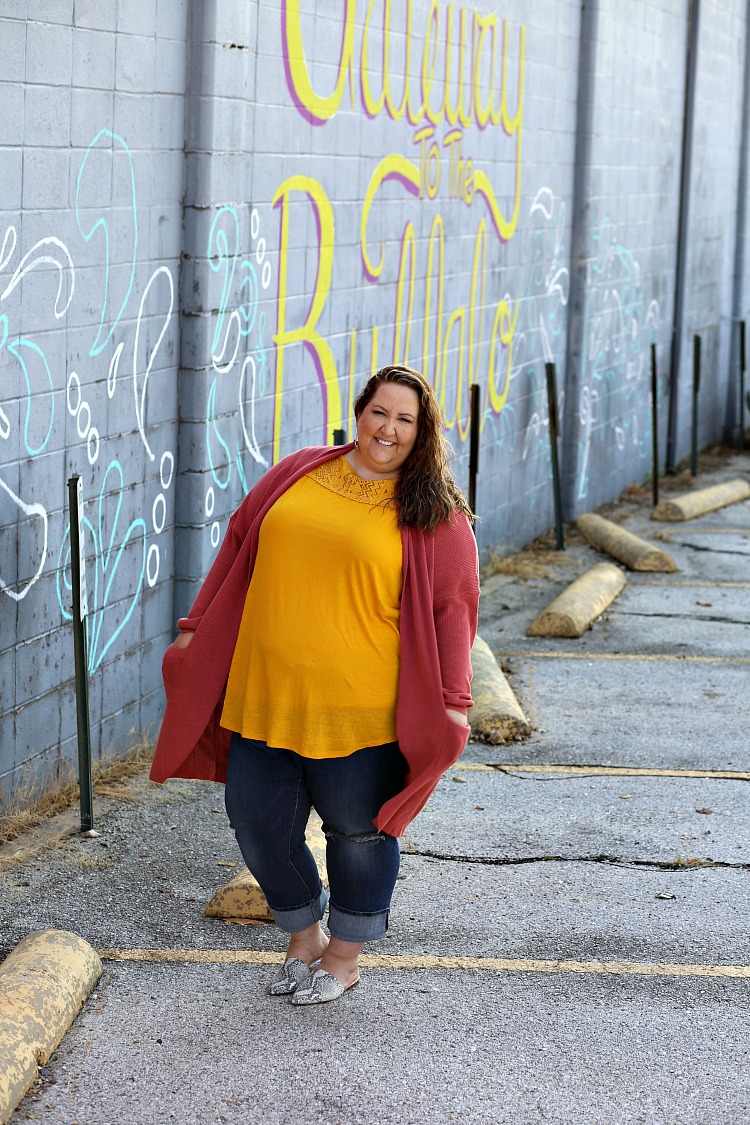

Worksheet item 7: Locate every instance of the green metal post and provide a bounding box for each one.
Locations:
[468,382,480,517]
[545,362,565,551]
[651,343,659,508]
[739,320,746,453]
[68,476,94,833]
[691,334,701,477]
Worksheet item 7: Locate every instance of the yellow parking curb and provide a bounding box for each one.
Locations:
[205,815,327,922]
[0,930,102,1124]
[469,635,530,743]
[652,478,750,521]
[577,513,676,572]
[527,562,627,638]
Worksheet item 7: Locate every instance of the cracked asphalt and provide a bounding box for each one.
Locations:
[2,451,749,1125]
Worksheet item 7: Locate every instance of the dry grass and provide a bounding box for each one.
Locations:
[482,542,579,582]
[0,736,155,851]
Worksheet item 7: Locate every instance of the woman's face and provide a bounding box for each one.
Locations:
[355,382,420,478]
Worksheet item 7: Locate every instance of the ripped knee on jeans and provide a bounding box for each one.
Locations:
[323,826,388,844]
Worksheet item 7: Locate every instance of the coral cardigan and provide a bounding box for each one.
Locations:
[149,444,480,837]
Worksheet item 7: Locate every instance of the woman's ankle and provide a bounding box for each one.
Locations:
[286,923,328,966]
[319,937,364,986]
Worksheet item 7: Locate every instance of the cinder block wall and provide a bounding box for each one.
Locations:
[1,0,747,798]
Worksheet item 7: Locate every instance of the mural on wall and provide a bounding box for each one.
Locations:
[270,0,526,467]
[0,0,666,719]
[0,129,177,672]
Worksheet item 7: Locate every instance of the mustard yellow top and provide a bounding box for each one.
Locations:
[220,455,403,757]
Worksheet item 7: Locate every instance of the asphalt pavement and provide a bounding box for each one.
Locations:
[1,451,749,1125]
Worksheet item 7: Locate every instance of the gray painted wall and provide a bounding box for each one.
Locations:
[1,0,748,798]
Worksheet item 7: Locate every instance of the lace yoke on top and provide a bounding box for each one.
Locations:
[308,455,397,507]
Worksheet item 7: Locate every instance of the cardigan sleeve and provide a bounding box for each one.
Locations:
[432,513,480,714]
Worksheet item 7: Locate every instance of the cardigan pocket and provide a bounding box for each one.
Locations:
[162,643,188,699]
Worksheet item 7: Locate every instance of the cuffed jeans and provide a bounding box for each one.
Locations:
[224,733,408,942]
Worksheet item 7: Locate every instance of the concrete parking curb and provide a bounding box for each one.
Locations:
[0,929,102,1124]
[205,815,327,922]
[576,513,676,572]
[469,635,531,743]
[652,478,750,521]
[527,562,627,638]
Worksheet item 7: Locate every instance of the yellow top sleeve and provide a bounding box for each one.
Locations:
[220,455,403,758]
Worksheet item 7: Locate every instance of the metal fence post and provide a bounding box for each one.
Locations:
[739,319,746,453]
[651,343,659,508]
[68,476,94,833]
[545,362,565,550]
[468,382,480,517]
[691,334,701,476]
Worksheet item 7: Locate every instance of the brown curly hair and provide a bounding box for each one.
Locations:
[353,365,474,533]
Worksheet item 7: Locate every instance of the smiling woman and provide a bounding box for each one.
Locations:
[151,363,479,1007]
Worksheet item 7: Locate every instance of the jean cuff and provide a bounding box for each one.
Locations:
[328,904,389,942]
[269,886,329,934]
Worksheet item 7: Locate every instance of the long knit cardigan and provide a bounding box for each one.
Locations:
[149,443,480,837]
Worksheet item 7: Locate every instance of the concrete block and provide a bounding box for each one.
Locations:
[72,0,116,31]
[27,0,73,21]
[0,148,23,210]
[0,930,102,1124]
[14,693,62,769]
[577,512,677,571]
[0,81,24,144]
[117,0,156,37]
[22,150,69,209]
[115,33,155,93]
[652,479,750,521]
[156,0,189,41]
[154,37,187,96]
[25,19,72,85]
[527,563,628,639]
[72,27,116,91]
[0,18,26,83]
[469,635,531,744]
[71,89,115,148]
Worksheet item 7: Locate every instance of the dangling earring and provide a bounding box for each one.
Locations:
[354,433,360,450]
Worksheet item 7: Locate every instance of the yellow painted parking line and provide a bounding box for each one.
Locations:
[654,528,750,535]
[96,948,750,980]
[458,763,750,781]
[497,651,750,664]
[633,580,750,589]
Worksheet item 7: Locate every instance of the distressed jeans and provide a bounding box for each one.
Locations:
[224,732,408,942]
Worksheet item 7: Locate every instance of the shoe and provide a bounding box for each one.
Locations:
[268,957,320,996]
[290,967,360,1006]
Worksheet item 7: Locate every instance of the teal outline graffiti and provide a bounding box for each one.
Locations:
[56,459,147,674]
[76,129,139,358]
[7,337,55,456]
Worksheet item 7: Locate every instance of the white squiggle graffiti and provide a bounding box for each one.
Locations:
[511,188,570,524]
[66,370,100,465]
[204,204,273,546]
[576,217,660,500]
[0,476,48,601]
[0,225,17,272]
[107,341,125,399]
[0,236,75,318]
[239,353,267,467]
[133,265,175,462]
